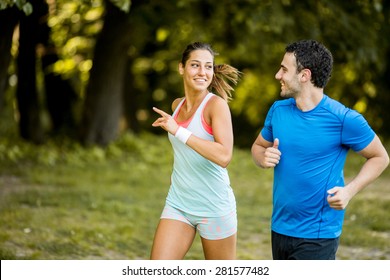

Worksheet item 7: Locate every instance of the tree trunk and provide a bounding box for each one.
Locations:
[123,57,140,133]
[37,1,77,136]
[80,0,134,146]
[0,7,19,110]
[16,0,45,143]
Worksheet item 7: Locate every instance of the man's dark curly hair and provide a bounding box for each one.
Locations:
[286,40,333,88]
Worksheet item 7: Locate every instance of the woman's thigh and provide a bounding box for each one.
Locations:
[150,219,196,260]
[201,233,237,260]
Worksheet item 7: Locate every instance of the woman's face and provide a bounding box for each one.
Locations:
[179,49,214,93]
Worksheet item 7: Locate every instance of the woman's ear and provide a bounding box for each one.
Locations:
[179,63,184,75]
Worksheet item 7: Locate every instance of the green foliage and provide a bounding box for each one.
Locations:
[2,0,390,145]
[46,0,105,94]
[110,0,130,12]
[230,71,279,127]
[0,0,33,15]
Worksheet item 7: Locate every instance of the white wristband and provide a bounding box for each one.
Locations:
[175,126,192,144]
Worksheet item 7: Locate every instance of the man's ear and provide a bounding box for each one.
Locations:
[300,68,311,82]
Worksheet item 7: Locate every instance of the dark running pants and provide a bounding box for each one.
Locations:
[271,230,340,260]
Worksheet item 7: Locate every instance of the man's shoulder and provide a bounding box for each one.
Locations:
[321,95,351,117]
[272,98,295,109]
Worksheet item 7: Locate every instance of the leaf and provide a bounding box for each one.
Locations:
[110,0,131,13]
[22,2,32,15]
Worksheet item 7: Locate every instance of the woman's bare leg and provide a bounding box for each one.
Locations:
[150,219,196,260]
[201,233,237,260]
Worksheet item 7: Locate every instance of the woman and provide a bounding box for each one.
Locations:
[150,42,241,259]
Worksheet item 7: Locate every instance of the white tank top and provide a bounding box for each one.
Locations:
[166,92,236,216]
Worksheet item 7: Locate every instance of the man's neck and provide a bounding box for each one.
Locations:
[295,88,324,112]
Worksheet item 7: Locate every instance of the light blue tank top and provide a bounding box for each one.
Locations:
[166,92,236,217]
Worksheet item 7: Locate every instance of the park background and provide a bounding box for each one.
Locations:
[0,0,389,259]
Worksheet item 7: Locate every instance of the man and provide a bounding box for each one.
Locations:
[251,39,389,260]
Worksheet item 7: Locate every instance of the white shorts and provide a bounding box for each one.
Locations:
[160,204,237,240]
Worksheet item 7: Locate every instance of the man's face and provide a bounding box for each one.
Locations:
[275,52,302,98]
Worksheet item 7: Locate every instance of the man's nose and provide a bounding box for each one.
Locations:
[275,70,281,79]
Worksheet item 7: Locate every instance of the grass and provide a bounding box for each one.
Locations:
[0,132,389,260]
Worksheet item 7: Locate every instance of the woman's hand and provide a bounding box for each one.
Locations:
[152,107,179,135]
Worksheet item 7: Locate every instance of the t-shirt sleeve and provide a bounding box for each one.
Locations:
[260,103,275,142]
[342,109,375,152]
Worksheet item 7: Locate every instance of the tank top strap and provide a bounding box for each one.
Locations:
[172,98,186,118]
[172,92,214,118]
[194,92,214,118]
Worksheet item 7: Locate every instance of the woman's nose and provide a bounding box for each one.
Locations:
[198,66,206,75]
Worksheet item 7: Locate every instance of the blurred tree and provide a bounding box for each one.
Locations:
[1,0,389,147]
[0,0,32,113]
[0,6,19,111]
[79,0,135,146]
[16,0,46,143]
[368,0,390,135]
[38,0,78,136]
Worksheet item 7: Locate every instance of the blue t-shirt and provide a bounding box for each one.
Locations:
[261,95,375,238]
